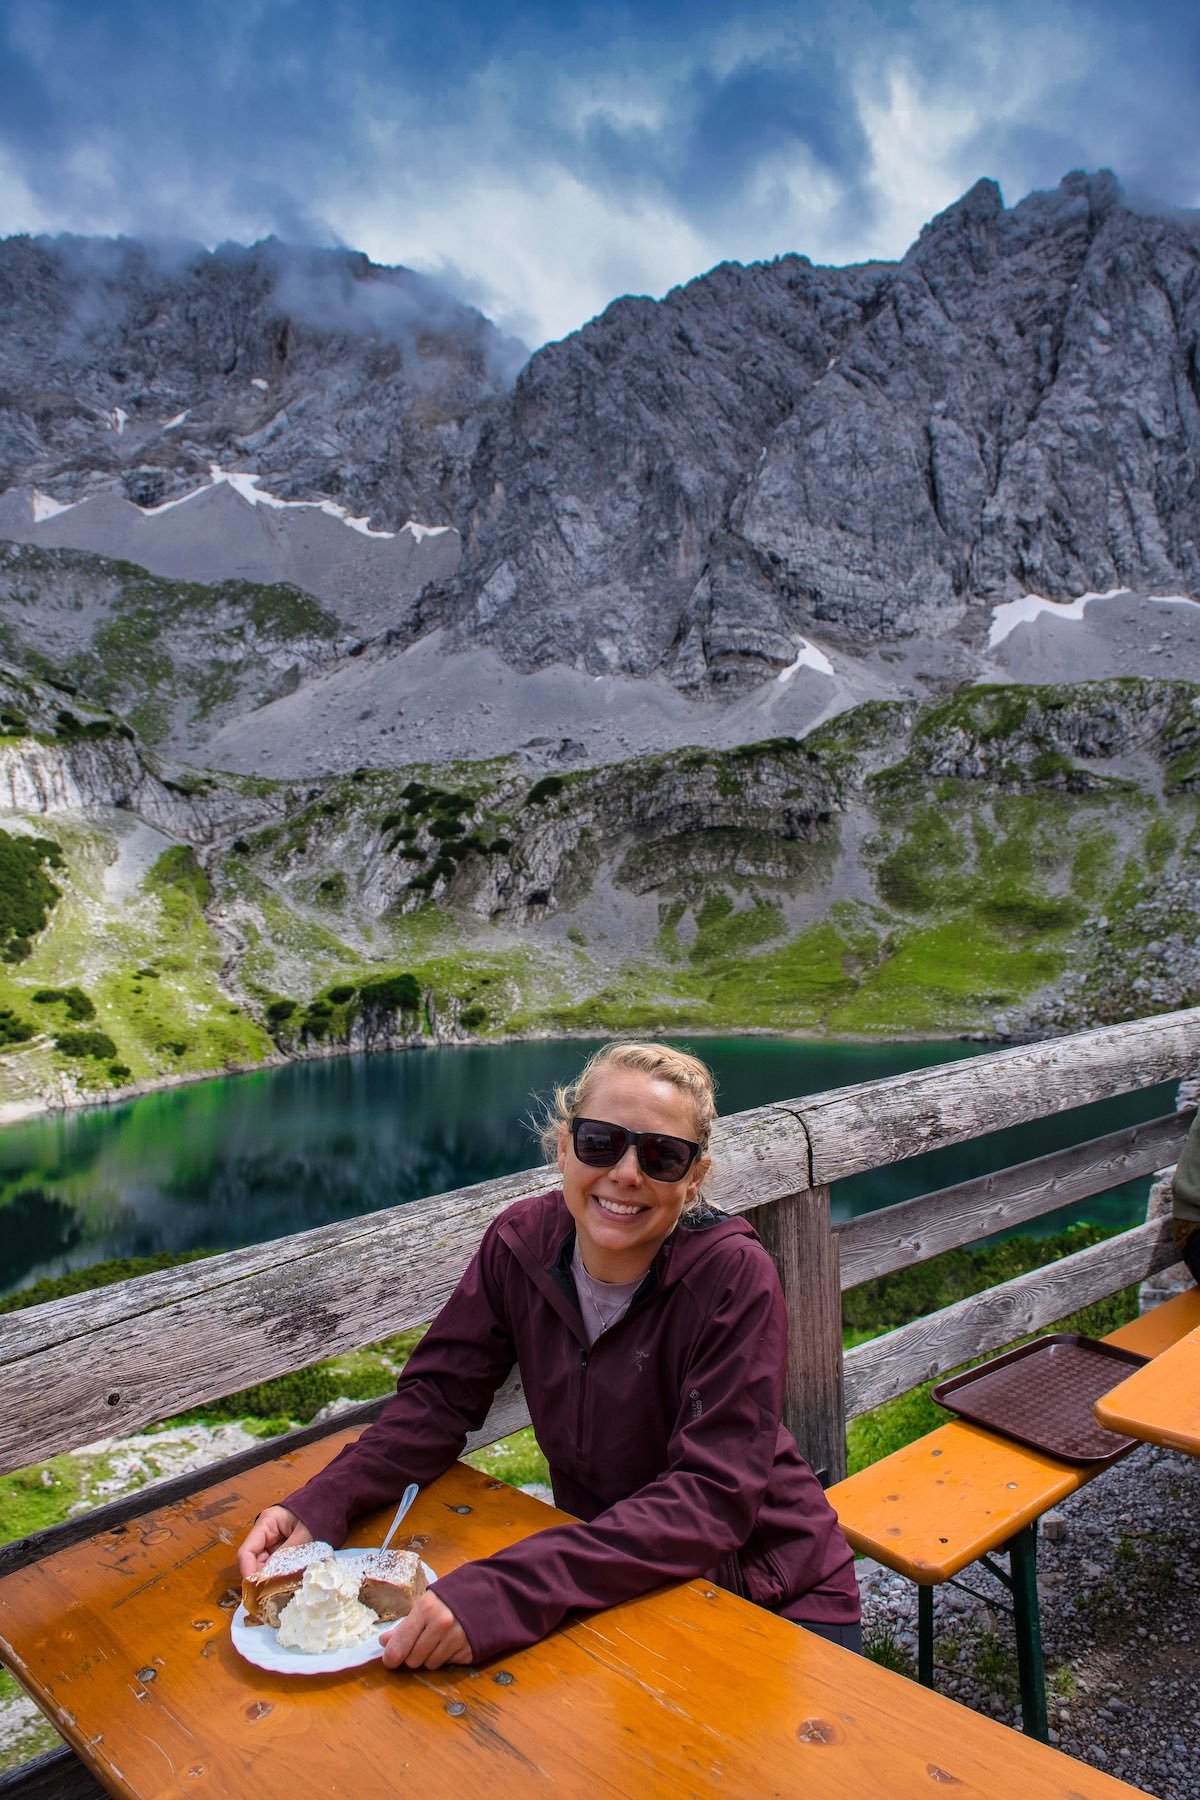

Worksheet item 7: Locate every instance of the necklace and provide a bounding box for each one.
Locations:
[584,1283,631,1334]
[572,1241,639,1338]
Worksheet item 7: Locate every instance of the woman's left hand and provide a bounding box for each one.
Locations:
[380,1590,473,1670]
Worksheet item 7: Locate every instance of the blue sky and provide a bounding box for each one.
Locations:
[1,0,1196,346]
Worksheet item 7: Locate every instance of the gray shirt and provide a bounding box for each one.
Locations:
[570,1238,643,1346]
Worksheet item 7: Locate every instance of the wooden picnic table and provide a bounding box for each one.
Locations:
[0,1433,1142,1799]
[1094,1323,1200,1455]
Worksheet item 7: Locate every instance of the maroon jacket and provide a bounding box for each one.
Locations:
[284,1190,859,1663]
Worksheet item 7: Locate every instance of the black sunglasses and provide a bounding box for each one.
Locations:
[570,1116,701,1182]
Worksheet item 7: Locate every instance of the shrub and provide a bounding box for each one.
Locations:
[265,998,297,1024]
[32,986,95,1021]
[0,1250,214,1316]
[327,984,357,1004]
[429,816,465,839]
[0,1007,34,1045]
[360,973,421,1012]
[527,775,565,805]
[379,811,404,833]
[55,1029,118,1060]
[459,1005,487,1030]
[190,1363,390,1426]
[0,829,63,957]
[108,1062,132,1080]
[488,837,512,855]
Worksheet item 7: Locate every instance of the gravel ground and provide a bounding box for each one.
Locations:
[859,1439,1200,1798]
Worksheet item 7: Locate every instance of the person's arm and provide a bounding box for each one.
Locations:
[1172,1110,1200,1223]
[432,1241,786,1664]
[279,1222,518,1547]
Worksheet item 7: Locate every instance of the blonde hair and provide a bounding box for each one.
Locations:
[540,1041,718,1198]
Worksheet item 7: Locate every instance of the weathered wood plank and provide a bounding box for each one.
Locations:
[3,1012,1193,1472]
[0,1746,105,1800]
[0,1370,534,1582]
[843,1217,1180,1419]
[0,1109,804,1473]
[0,1401,386,1578]
[837,1112,1190,1290]
[751,1186,845,1484]
[786,1008,1200,1186]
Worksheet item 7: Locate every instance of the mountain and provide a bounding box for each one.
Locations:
[0,234,524,527]
[0,176,1197,1116]
[0,668,1195,1121]
[0,173,1197,776]
[422,170,1200,690]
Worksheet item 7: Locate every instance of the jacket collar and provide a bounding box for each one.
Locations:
[497,1189,753,1345]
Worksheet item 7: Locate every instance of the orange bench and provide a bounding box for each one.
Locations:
[827,1287,1200,1740]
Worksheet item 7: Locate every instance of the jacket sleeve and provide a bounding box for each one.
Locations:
[432,1241,786,1663]
[281,1219,517,1546]
[1173,1110,1200,1225]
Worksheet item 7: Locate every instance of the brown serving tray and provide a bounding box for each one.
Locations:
[931,1333,1150,1466]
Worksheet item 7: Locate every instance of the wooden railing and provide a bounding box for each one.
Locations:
[1,1007,1197,1575]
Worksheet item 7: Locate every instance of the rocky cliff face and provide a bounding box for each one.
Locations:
[426,172,1200,689]
[0,662,282,838]
[0,542,353,753]
[0,235,522,527]
[3,175,1197,713]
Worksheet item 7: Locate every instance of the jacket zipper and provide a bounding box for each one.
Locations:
[575,1348,589,1453]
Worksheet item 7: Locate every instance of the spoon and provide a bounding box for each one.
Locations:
[378,1482,420,1555]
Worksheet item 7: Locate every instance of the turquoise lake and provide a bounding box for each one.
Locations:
[0,1037,1179,1297]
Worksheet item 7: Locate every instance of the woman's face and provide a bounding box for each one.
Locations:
[557,1068,711,1282]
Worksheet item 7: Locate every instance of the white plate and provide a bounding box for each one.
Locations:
[231,1550,437,1676]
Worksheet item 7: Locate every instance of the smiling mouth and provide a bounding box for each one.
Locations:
[593,1195,646,1218]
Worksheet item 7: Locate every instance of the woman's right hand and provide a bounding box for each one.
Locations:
[235,1506,311,1578]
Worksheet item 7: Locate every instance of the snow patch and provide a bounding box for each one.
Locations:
[989,589,1197,648]
[250,378,269,391]
[776,636,834,682]
[31,490,75,522]
[162,411,189,430]
[141,464,410,539]
[988,590,1127,647]
[106,408,129,435]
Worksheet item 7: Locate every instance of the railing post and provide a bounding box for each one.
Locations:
[750,1185,846,1485]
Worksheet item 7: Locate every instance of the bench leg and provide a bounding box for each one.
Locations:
[917,1583,935,1688]
[1007,1524,1048,1744]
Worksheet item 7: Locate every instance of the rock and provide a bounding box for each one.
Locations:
[0,236,521,537]
[429,171,1200,689]
[5,172,1199,704]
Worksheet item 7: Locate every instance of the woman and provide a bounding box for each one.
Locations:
[1172,1106,1200,1284]
[236,1041,861,1667]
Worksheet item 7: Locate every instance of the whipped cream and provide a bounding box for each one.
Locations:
[275,1555,379,1652]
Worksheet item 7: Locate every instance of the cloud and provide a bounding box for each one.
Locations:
[0,0,1196,345]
